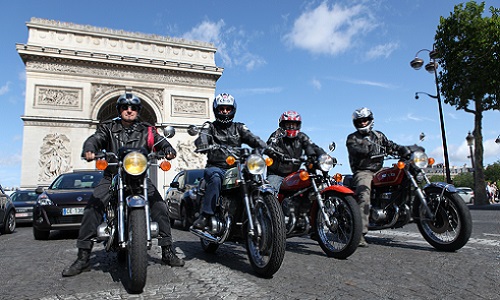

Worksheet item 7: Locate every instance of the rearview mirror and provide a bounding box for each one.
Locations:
[329,142,336,152]
[187,125,200,136]
[163,126,175,138]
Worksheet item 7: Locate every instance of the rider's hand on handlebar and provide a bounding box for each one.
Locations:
[163,146,177,160]
[84,151,95,162]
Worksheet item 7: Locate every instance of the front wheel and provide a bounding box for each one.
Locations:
[126,209,148,293]
[3,210,16,234]
[245,193,286,278]
[417,188,472,252]
[316,192,362,259]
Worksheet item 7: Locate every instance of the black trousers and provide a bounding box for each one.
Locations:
[76,176,173,249]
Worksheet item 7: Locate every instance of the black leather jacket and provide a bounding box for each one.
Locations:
[194,121,266,169]
[346,130,402,173]
[82,118,175,176]
[266,130,326,177]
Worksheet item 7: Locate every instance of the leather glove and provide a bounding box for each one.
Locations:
[163,146,177,159]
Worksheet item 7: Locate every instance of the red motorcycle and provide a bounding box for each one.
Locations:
[271,143,362,259]
[342,144,472,251]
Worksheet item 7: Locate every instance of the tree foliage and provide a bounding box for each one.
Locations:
[484,160,500,183]
[434,1,500,205]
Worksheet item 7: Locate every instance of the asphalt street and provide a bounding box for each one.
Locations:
[0,205,498,300]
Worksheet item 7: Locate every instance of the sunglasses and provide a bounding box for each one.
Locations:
[218,106,233,113]
[120,105,139,111]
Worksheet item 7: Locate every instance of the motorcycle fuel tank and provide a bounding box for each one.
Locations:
[280,170,311,191]
[372,167,404,187]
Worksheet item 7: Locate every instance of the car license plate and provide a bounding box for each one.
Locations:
[62,207,85,215]
[16,212,31,218]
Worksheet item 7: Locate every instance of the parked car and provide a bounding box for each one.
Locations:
[0,184,16,234]
[10,190,39,224]
[456,187,474,204]
[32,170,103,240]
[165,169,204,230]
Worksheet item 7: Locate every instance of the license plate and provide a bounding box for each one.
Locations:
[16,212,31,218]
[62,207,84,215]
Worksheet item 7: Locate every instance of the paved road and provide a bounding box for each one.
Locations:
[0,206,498,300]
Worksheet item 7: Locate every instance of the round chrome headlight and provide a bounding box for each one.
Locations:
[123,151,148,175]
[318,154,334,172]
[246,154,266,175]
[411,150,428,169]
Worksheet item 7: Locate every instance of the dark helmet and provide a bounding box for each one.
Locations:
[352,107,374,134]
[213,93,236,123]
[279,110,302,138]
[116,93,142,114]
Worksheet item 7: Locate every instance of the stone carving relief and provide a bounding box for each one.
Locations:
[175,140,205,171]
[38,133,72,182]
[35,86,82,109]
[26,61,216,88]
[172,96,208,117]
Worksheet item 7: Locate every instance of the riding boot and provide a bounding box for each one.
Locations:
[161,245,185,267]
[192,213,211,230]
[62,248,91,277]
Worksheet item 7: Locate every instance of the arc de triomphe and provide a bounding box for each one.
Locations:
[16,18,222,193]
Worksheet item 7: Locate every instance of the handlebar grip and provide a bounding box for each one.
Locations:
[370,154,385,159]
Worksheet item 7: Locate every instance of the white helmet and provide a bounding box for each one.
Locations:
[352,107,374,134]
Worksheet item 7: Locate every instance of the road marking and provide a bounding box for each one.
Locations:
[367,230,500,247]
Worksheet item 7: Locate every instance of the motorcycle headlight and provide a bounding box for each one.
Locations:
[123,151,148,175]
[318,154,334,172]
[246,154,266,175]
[411,150,428,169]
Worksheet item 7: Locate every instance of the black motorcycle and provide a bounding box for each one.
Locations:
[187,125,286,278]
[92,126,176,293]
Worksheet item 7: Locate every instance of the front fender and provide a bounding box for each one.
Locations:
[321,184,355,195]
[257,183,277,195]
[424,182,458,193]
[126,195,147,207]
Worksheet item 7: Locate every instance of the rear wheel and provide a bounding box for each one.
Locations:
[3,210,16,234]
[245,194,286,278]
[126,209,148,293]
[33,227,50,240]
[417,188,472,252]
[316,192,362,259]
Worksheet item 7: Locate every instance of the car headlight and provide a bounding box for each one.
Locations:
[37,194,53,206]
[246,154,266,175]
[318,154,334,172]
[123,151,148,175]
[411,150,428,169]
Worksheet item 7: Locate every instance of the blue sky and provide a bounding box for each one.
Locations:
[1,0,500,188]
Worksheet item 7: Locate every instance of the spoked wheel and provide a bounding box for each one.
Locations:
[417,187,472,252]
[245,194,286,278]
[126,209,148,293]
[316,192,362,259]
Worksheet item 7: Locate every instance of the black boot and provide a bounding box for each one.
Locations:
[62,248,91,277]
[192,213,210,230]
[162,246,185,267]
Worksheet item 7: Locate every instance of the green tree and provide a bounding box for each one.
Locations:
[484,160,500,183]
[434,1,500,205]
[451,172,474,188]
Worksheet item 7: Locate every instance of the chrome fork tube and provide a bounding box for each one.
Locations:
[405,169,433,218]
[312,179,332,227]
[240,164,255,236]
[143,176,152,243]
[117,174,126,245]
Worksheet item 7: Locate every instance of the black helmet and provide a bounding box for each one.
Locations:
[116,93,142,114]
[352,107,374,134]
[213,93,236,123]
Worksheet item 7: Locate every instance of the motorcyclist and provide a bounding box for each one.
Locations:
[266,110,326,194]
[192,93,267,230]
[62,93,184,277]
[346,107,409,247]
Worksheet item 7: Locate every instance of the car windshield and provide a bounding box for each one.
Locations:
[11,191,39,202]
[50,172,103,190]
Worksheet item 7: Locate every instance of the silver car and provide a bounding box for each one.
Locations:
[456,187,474,204]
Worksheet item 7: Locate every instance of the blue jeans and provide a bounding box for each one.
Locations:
[267,174,284,196]
[201,167,226,215]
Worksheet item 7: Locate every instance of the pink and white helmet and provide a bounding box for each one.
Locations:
[279,110,302,138]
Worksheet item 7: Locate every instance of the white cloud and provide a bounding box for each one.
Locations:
[329,76,395,89]
[311,78,322,90]
[365,42,400,60]
[182,20,266,71]
[0,81,11,96]
[284,2,377,56]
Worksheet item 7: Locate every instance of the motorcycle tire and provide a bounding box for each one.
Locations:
[417,188,472,252]
[245,193,286,278]
[126,208,148,293]
[315,192,362,259]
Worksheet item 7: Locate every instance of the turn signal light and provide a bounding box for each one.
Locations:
[396,161,405,170]
[265,157,274,166]
[159,160,171,171]
[333,173,343,183]
[428,157,435,166]
[299,171,310,181]
[95,159,108,170]
[226,156,236,166]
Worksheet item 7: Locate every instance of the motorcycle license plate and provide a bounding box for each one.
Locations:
[62,207,84,215]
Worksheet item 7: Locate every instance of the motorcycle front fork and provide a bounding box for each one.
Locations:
[405,169,434,220]
[310,180,335,230]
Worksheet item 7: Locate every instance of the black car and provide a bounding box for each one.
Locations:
[10,190,38,224]
[0,184,16,234]
[33,170,103,240]
[165,169,204,230]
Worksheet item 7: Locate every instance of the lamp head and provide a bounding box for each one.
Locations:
[466,131,474,146]
[410,58,424,70]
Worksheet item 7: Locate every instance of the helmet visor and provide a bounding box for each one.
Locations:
[354,117,371,127]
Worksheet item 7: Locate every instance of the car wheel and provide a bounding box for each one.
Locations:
[33,227,50,240]
[470,197,475,204]
[3,210,16,234]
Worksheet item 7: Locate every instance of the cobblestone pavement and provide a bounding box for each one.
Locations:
[0,207,498,300]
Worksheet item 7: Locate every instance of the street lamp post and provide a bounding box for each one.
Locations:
[466,131,475,191]
[411,48,452,184]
